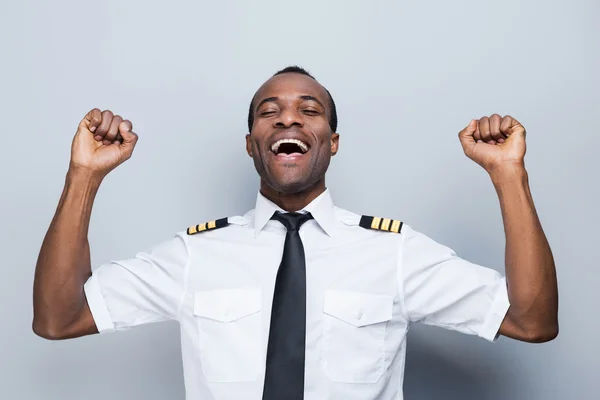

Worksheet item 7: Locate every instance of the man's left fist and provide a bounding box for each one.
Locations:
[458,114,526,173]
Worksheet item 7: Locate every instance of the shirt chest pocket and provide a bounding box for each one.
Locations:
[322,290,393,384]
[193,288,262,382]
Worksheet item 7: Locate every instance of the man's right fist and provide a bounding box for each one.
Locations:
[70,108,139,178]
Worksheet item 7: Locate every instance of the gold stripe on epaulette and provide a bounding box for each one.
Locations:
[371,217,381,229]
[381,218,391,231]
[390,219,402,233]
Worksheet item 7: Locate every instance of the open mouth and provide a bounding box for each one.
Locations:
[270,138,310,157]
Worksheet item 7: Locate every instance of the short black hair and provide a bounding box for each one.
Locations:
[247,66,338,133]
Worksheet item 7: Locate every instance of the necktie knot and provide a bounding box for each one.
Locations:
[271,211,313,231]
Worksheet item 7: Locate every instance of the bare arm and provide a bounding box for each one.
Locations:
[458,115,558,343]
[32,108,138,340]
[492,165,558,342]
[32,167,102,339]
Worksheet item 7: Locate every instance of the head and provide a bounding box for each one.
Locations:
[246,66,340,200]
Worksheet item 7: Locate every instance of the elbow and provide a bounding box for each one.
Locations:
[32,318,69,341]
[32,308,96,340]
[523,322,559,343]
[506,308,559,343]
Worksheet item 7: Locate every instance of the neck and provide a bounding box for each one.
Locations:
[260,179,326,212]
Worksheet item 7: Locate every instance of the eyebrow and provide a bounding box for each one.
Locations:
[255,95,326,112]
[299,95,325,109]
[255,97,278,111]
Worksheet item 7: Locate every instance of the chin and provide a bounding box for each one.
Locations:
[266,176,314,195]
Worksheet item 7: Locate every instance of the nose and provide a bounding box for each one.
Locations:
[274,107,303,129]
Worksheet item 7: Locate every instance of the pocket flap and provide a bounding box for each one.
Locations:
[324,290,393,327]
[194,288,261,322]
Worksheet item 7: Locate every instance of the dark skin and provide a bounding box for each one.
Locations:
[32,72,557,344]
[246,73,339,211]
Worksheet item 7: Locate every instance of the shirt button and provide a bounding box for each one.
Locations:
[357,311,363,320]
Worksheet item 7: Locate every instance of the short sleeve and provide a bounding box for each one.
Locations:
[398,225,510,342]
[83,232,189,333]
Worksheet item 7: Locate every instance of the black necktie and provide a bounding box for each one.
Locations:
[262,211,313,400]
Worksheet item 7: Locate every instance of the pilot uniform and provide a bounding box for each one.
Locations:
[83,188,510,400]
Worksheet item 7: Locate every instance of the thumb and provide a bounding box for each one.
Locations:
[460,119,477,136]
[502,116,526,145]
[117,120,139,153]
[458,119,477,149]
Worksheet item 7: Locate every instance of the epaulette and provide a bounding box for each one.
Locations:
[359,215,403,233]
[187,217,229,235]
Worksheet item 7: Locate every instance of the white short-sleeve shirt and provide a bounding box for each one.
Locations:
[84,189,510,400]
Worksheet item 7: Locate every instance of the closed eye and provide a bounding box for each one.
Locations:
[260,111,277,117]
[302,109,320,115]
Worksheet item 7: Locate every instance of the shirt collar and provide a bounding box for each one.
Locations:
[253,188,336,238]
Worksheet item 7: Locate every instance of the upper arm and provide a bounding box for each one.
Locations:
[497,312,526,341]
[52,296,99,339]
[399,225,510,342]
[34,293,99,340]
[82,233,190,334]
[497,308,553,342]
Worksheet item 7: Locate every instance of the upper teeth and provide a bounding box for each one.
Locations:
[271,138,309,154]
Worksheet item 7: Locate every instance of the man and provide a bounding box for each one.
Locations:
[32,66,559,400]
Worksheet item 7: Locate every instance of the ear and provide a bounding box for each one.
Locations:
[330,132,340,156]
[245,134,253,157]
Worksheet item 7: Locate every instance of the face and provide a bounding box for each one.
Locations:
[246,73,339,194]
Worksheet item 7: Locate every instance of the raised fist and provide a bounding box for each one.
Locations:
[70,108,139,177]
[458,114,526,173]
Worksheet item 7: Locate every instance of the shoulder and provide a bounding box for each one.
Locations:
[334,207,456,262]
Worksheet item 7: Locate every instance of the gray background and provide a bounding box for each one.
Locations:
[1,0,597,399]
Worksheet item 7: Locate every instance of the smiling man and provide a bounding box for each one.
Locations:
[32,66,559,400]
[246,68,340,210]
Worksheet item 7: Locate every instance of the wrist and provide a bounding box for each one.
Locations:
[66,164,104,190]
[488,161,528,188]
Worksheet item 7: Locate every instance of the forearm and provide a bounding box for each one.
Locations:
[491,163,558,338]
[33,166,102,335]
